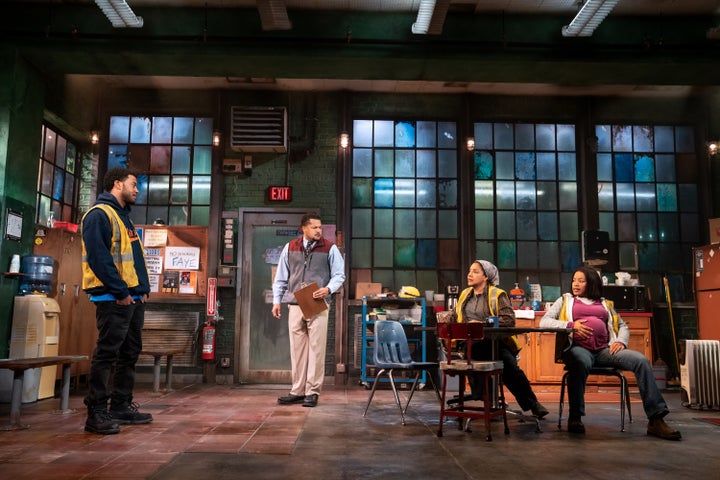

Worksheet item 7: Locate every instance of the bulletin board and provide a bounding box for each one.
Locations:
[138,225,208,300]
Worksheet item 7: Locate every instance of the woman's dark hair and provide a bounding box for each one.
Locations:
[575,265,603,300]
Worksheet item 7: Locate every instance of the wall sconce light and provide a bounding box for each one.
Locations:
[465,136,475,151]
[339,132,350,149]
[212,130,222,147]
[709,141,719,156]
[90,130,100,145]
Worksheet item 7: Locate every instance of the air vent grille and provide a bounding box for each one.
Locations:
[230,106,287,153]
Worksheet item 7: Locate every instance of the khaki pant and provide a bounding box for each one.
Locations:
[288,304,329,397]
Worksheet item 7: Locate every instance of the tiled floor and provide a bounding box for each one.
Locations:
[1,381,719,479]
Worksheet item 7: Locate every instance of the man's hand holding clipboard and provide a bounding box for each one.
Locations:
[293,282,329,319]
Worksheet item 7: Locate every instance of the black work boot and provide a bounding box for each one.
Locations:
[109,402,153,425]
[85,409,120,435]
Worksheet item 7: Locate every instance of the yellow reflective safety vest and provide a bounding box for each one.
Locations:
[81,203,141,291]
[455,285,522,353]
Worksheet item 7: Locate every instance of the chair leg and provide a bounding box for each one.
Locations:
[437,372,449,437]
[558,371,568,430]
[363,368,387,417]
[482,374,493,441]
[386,370,406,425]
[624,377,633,424]
[402,371,423,415]
[618,374,625,432]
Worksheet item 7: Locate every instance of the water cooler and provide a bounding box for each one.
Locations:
[10,296,61,402]
[0,255,60,404]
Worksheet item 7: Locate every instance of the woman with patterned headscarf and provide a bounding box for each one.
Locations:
[449,260,549,418]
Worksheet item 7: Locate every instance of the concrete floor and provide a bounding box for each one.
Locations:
[1,381,719,479]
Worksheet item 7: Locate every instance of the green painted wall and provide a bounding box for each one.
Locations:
[0,51,47,357]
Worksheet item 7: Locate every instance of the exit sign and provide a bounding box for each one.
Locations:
[267,185,292,202]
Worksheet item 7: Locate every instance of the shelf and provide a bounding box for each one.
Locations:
[3,272,28,278]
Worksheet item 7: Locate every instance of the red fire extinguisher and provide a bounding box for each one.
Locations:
[202,321,216,360]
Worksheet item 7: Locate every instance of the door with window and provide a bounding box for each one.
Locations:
[236,209,317,383]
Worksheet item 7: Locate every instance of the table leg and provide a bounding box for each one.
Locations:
[60,363,71,411]
[165,355,174,391]
[1,369,30,431]
[152,355,162,393]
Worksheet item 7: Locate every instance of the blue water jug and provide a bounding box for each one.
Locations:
[18,255,54,295]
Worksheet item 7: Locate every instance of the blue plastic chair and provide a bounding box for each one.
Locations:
[363,320,440,425]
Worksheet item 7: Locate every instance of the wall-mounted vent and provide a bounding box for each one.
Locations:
[230,106,287,153]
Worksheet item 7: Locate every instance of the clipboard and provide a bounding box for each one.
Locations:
[293,282,329,319]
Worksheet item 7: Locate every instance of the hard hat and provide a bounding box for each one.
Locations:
[399,286,420,298]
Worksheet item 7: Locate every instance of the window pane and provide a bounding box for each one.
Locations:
[169,206,188,225]
[353,148,372,176]
[109,117,130,143]
[353,120,373,147]
[633,125,653,152]
[66,143,76,174]
[172,117,193,143]
[191,206,210,226]
[108,145,128,170]
[616,183,635,210]
[496,181,515,209]
[517,212,537,240]
[438,150,457,177]
[475,123,492,150]
[130,116,151,143]
[63,172,74,204]
[557,125,576,151]
[417,210,436,238]
[171,176,189,203]
[394,239,415,267]
[416,150,436,177]
[150,146,171,174]
[558,153,576,181]
[352,178,372,207]
[152,117,173,143]
[635,184,656,211]
[395,150,415,177]
[52,167,64,201]
[438,179,456,208]
[654,126,674,152]
[475,210,494,239]
[658,213,679,242]
[374,178,394,208]
[395,210,415,238]
[352,209,371,237]
[187,146,209,175]
[395,179,415,207]
[474,180,493,209]
[598,182,614,210]
[496,151,514,179]
[352,239,371,268]
[612,125,632,152]
[172,146,191,174]
[375,149,393,176]
[395,121,416,148]
[437,122,456,149]
[374,121,394,147]
[192,176,211,204]
[538,212,558,240]
[634,154,655,182]
[416,179,435,208]
[149,175,170,203]
[495,124,513,149]
[194,118,213,145]
[438,212,457,238]
[536,152,556,180]
[515,152,536,180]
[537,182,557,210]
[655,154,676,182]
[497,211,516,239]
[597,153,613,181]
[374,210,393,237]
[536,124,555,150]
[417,121,436,148]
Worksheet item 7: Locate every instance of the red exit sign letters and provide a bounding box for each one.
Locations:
[267,185,292,202]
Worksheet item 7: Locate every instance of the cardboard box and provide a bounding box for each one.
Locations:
[354,282,382,299]
[710,218,720,244]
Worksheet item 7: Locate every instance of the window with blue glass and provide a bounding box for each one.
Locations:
[107,116,213,226]
[351,120,460,294]
[473,122,579,294]
[596,124,699,282]
[37,125,81,226]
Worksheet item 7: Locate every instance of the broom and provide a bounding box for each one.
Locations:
[663,276,681,385]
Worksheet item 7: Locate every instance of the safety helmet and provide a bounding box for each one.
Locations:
[399,286,420,298]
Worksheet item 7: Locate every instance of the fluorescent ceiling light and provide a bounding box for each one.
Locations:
[562,0,620,37]
[257,0,292,31]
[411,0,450,35]
[95,0,143,28]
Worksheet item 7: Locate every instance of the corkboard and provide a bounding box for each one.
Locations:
[139,225,208,299]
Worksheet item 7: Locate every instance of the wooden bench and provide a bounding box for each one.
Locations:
[0,355,87,431]
[141,349,185,393]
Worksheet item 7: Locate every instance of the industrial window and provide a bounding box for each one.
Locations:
[350,119,461,295]
[596,124,699,280]
[37,124,81,226]
[107,116,213,226]
[472,122,579,297]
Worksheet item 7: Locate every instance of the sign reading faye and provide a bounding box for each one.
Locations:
[164,246,200,270]
[267,185,292,202]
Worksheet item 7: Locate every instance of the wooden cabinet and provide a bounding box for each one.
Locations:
[34,228,96,377]
[519,311,653,386]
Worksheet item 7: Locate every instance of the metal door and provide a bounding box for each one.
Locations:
[236,209,316,383]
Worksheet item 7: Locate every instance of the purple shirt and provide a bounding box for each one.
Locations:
[571,300,609,351]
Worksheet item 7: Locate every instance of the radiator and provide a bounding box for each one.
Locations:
[680,340,720,409]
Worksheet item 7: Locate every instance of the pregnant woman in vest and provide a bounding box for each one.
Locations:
[541,265,681,440]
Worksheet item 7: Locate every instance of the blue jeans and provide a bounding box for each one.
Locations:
[562,345,668,420]
[85,301,145,411]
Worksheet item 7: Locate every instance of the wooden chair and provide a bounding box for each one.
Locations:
[555,333,633,432]
[436,322,508,441]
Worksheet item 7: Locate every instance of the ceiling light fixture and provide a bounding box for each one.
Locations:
[95,0,143,28]
[257,0,292,31]
[561,0,619,37]
[411,0,450,35]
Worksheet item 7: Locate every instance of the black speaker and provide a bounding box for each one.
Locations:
[582,230,609,265]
